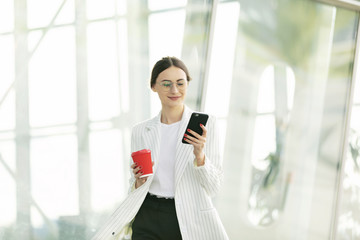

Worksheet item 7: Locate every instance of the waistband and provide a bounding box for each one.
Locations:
[146,192,175,202]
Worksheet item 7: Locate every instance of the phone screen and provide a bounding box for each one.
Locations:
[182,112,209,144]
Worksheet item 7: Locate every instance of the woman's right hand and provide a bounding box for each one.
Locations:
[131,162,153,189]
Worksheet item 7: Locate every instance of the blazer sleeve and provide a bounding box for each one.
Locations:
[194,115,224,197]
[128,126,137,193]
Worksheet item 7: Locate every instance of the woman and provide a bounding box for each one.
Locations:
[91,57,228,240]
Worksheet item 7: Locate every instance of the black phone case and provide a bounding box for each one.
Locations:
[182,112,209,144]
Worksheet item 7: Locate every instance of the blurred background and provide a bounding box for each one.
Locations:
[0,0,360,239]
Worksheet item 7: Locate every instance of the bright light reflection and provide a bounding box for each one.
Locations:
[355,76,360,104]
[205,2,240,117]
[29,27,76,127]
[0,36,14,97]
[27,0,67,29]
[87,0,115,20]
[257,66,275,113]
[0,35,15,131]
[286,67,296,110]
[28,30,43,54]
[31,135,78,226]
[118,19,130,113]
[88,21,120,121]
[148,0,187,11]
[0,0,13,33]
[90,130,125,212]
[251,115,276,170]
[54,0,75,25]
[351,107,360,132]
[0,141,16,226]
[0,91,15,131]
[116,0,127,16]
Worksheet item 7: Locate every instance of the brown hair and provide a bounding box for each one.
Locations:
[150,56,192,88]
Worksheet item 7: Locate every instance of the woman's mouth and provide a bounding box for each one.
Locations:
[168,96,181,101]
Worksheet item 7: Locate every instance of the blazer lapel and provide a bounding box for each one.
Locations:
[141,106,194,188]
[143,112,161,173]
[174,106,194,189]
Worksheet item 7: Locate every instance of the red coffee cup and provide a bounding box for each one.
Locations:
[131,149,153,178]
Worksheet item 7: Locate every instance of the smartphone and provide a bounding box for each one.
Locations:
[182,112,209,144]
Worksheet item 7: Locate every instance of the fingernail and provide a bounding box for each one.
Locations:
[184,134,187,137]
[200,124,203,127]
[139,166,142,169]
[184,138,187,141]
[187,129,191,132]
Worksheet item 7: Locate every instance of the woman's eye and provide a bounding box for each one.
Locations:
[177,83,184,86]
[163,83,171,87]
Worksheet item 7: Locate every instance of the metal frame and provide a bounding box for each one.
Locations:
[0,0,69,112]
[200,0,219,111]
[179,0,213,111]
[14,0,31,239]
[75,0,91,237]
[314,0,360,11]
[127,0,150,123]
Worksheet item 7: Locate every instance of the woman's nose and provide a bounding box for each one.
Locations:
[170,84,179,93]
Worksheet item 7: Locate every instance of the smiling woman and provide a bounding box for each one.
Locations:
[91,57,228,240]
[149,57,192,117]
[152,70,188,112]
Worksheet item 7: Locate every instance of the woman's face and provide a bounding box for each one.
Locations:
[152,66,188,109]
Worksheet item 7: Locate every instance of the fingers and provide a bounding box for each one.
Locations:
[184,133,204,144]
[132,162,152,189]
[186,124,207,139]
[133,163,147,189]
[200,124,207,138]
[134,170,143,179]
[184,127,206,145]
[131,163,143,178]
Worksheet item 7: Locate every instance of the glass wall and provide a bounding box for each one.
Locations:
[205,0,359,239]
[337,28,360,239]
[0,0,359,239]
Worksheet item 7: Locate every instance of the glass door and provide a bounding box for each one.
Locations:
[205,0,359,239]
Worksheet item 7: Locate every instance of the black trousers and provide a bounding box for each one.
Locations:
[132,193,182,240]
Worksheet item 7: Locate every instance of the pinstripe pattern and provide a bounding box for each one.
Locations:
[91,106,228,240]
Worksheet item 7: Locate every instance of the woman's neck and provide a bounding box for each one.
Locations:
[161,104,184,124]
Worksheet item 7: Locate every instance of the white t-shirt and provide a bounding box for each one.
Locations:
[148,121,181,198]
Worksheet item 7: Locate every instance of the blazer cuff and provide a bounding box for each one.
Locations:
[193,156,209,172]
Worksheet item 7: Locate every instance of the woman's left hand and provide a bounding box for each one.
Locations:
[183,124,207,166]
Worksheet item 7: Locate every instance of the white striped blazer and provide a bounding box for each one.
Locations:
[91,106,229,240]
